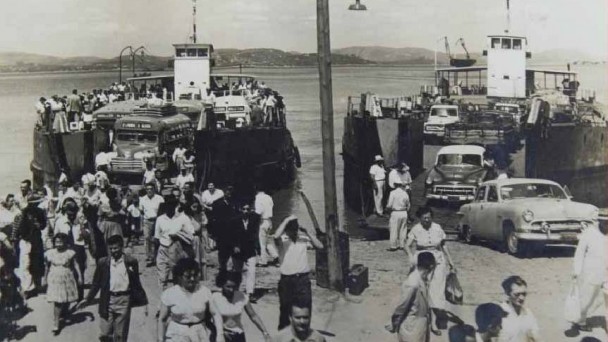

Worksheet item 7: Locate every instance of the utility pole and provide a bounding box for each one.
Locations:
[316,0,345,292]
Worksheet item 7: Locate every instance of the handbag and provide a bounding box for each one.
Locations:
[445,272,463,305]
[564,282,581,323]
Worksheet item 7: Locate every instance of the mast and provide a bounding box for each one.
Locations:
[192,0,197,43]
[505,0,511,33]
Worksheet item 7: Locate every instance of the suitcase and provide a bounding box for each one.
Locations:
[348,264,369,296]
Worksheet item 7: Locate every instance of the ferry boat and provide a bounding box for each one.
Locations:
[343,6,607,226]
[31,20,300,195]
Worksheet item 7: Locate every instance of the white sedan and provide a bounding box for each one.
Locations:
[458,178,598,256]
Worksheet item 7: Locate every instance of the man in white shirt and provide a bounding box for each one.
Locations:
[369,155,387,216]
[140,183,164,266]
[154,197,194,289]
[386,180,410,251]
[388,162,413,191]
[201,183,224,211]
[273,215,324,330]
[570,220,607,332]
[35,97,47,128]
[254,188,279,266]
[175,167,194,191]
[172,144,187,172]
[498,276,542,342]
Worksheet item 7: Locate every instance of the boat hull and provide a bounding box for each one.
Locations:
[526,122,608,207]
[342,115,425,215]
[193,126,299,196]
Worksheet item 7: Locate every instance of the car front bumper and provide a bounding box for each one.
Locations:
[515,231,580,243]
[426,193,475,202]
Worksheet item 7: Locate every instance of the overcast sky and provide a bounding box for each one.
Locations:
[0,0,606,58]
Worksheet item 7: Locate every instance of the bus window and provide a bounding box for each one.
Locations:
[501,38,511,49]
[513,39,522,50]
[491,38,501,49]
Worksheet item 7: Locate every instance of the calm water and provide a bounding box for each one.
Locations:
[0,64,605,235]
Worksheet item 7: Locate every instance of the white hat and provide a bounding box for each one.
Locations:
[374,155,384,162]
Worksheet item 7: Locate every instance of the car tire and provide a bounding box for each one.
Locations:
[503,224,524,257]
[461,225,476,244]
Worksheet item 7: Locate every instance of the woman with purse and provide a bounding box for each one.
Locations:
[405,206,456,335]
[386,252,436,342]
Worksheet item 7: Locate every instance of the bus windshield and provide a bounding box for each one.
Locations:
[431,108,458,117]
[116,131,158,143]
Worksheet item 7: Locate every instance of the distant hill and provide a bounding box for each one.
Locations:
[333,46,450,65]
[0,48,371,73]
[0,46,602,73]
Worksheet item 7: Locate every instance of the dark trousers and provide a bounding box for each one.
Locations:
[73,245,87,299]
[216,243,233,286]
[225,331,246,342]
[278,272,311,330]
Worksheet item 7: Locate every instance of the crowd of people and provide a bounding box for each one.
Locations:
[35,83,133,134]
[0,169,329,342]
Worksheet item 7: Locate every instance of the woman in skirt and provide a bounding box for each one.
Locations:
[45,233,80,334]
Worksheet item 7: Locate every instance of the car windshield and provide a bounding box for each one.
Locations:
[500,183,568,200]
[116,131,157,143]
[437,153,482,166]
[431,108,458,117]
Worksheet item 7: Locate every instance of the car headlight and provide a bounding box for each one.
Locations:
[124,151,131,158]
[522,209,534,222]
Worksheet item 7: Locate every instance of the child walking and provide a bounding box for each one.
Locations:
[44,233,81,335]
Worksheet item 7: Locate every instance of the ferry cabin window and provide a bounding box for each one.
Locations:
[176,48,186,57]
[513,39,522,50]
[501,38,512,49]
[197,48,208,57]
[491,38,501,49]
[187,49,197,57]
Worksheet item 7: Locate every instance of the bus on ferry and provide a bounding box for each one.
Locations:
[110,107,193,179]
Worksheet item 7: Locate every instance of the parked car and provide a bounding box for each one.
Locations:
[423,104,459,143]
[425,145,490,202]
[458,178,599,256]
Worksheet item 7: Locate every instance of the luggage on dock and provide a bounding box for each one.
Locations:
[348,264,369,296]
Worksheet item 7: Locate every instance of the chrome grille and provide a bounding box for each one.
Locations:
[111,158,145,172]
[433,185,476,196]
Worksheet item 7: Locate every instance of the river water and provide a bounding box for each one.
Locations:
[0,64,605,236]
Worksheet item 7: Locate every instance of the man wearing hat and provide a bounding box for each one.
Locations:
[35,97,47,129]
[388,162,413,193]
[369,155,387,216]
[386,179,410,251]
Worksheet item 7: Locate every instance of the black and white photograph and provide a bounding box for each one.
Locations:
[0,0,606,341]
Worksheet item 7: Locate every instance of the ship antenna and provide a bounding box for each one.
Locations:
[505,0,511,34]
[191,0,197,43]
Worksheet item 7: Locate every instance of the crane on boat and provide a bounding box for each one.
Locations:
[443,36,477,67]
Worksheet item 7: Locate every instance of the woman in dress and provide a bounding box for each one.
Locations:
[404,206,456,335]
[211,272,272,342]
[158,258,224,342]
[0,230,27,341]
[44,233,80,334]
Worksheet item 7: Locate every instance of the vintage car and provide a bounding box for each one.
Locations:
[423,104,460,143]
[444,111,518,148]
[425,145,489,202]
[458,178,599,256]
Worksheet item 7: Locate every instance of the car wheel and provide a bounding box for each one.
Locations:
[503,224,522,256]
[461,225,475,244]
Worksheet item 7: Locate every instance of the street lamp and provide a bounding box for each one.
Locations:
[132,46,146,77]
[348,0,367,11]
[118,45,133,83]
